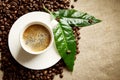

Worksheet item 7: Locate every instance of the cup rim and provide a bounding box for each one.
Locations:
[20,21,54,55]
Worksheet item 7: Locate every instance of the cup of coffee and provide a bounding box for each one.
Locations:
[20,21,56,55]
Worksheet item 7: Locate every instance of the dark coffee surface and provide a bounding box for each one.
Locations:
[0,0,80,80]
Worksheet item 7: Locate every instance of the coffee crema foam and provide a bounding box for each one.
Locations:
[23,24,51,52]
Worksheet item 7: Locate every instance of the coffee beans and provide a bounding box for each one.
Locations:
[59,74,63,78]
[71,5,74,9]
[72,27,81,55]
[0,0,80,80]
[74,0,78,2]
[66,50,71,54]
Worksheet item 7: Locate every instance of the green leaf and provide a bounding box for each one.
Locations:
[53,19,76,71]
[62,17,101,27]
[47,9,101,71]
[53,9,101,27]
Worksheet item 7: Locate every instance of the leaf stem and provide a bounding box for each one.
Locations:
[43,5,56,19]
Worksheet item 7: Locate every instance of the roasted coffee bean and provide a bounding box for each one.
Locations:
[0,26,5,31]
[48,70,52,74]
[3,31,7,35]
[60,69,63,74]
[32,75,35,79]
[76,41,79,45]
[71,5,74,8]
[47,76,50,79]
[0,38,2,42]
[76,45,79,49]
[77,27,80,30]
[36,74,40,78]
[88,19,93,24]
[75,27,80,31]
[0,0,81,80]
[14,11,17,14]
[77,36,81,40]
[52,68,56,72]
[3,18,7,22]
[76,50,80,54]
[43,70,48,75]
[72,27,76,30]
[59,74,63,78]
[77,31,80,36]
[73,30,76,34]
[66,50,71,54]
[74,0,78,2]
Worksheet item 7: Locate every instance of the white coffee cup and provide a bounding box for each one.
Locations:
[20,19,58,55]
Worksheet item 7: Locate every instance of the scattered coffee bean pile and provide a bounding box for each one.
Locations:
[72,27,80,56]
[0,0,80,80]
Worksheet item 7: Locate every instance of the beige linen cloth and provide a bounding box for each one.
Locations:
[0,0,120,80]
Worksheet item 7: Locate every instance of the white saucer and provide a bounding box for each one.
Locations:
[8,11,61,70]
